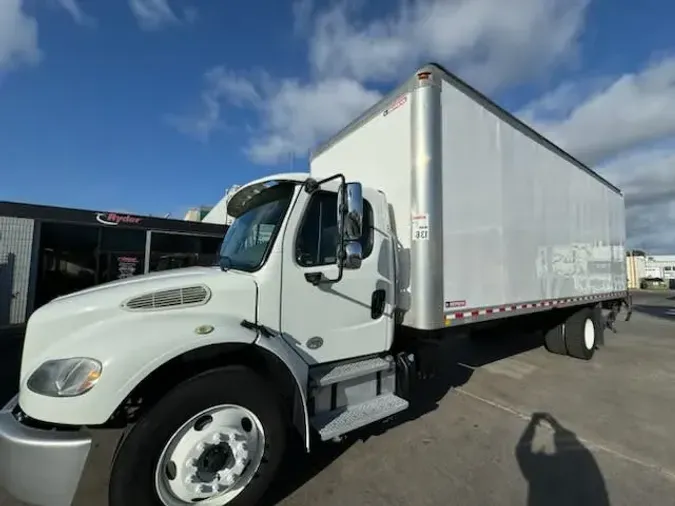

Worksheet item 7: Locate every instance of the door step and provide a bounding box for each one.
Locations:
[311,393,409,441]
[309,356,394,388]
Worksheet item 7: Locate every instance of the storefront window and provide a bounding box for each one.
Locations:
[36,222,99,307]
[197,236,223,267]
[149,232,223,272]
[99,228,146,282]
[34,222,223,307]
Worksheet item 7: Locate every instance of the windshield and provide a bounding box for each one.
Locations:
[219,182,296,272]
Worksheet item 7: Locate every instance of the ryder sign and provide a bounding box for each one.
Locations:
[95,212,143,226]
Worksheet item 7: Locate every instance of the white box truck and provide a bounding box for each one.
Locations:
[0,63,631,506]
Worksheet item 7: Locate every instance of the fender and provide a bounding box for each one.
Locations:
[19,311,258,425]
[254,332,310,451]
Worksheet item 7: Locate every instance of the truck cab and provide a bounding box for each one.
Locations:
[1,171,406,506]
[225,172,396,364]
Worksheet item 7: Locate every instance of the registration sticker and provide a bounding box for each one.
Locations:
[412,213,429,241]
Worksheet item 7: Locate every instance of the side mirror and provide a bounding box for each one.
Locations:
[337,182,364,271]
[342,242,363,270]
[303,174,364,285]
[338,182,363,241]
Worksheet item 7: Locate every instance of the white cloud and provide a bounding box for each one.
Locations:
[307,0,589,90]
[165,66,265,141]
[128,0,189,30]
[245,77,382,164]
[292,0,313,36]
[0,0,40,72]
[520,58,675,252]
[520,57,675,165]
[170,66,381,164]
[597,147,675,253]
[55,0,96,27]
[0,0,97,77]
[174,0,590,164]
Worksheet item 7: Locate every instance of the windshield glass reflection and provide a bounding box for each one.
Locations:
[219,183,295,272]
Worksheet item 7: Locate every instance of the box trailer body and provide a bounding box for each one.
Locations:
[0,64,631,506]
[311,64,627,330]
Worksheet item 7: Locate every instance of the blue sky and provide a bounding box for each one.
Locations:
[1,0,675,250]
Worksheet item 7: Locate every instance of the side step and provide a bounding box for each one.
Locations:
[310,393,409,441]
[309,356,394,388]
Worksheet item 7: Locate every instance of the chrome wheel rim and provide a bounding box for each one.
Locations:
[154,404,266,505]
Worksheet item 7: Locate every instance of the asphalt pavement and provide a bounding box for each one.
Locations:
[2,290,675,506]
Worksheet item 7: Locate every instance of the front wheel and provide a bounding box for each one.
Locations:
[109,366,287,506]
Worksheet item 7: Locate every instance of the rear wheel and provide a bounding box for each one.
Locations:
[564,307,598,360]
[109,366,287,506]
[592,305,605,346]
[543,321,567,355]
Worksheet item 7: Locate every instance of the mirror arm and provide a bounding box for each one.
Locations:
[314,173,346,188]
[302,173,348,286]
[304,173,346,195]
[305,266,344,286]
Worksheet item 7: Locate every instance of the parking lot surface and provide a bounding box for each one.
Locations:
[2,290,675,506]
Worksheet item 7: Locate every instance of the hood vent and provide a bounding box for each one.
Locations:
[122,285,211,311]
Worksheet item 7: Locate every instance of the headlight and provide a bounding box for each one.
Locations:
[27,358,102,397]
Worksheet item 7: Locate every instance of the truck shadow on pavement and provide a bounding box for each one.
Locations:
[516,412,609,506]
[631,304,675,322]
[263,329,557,505]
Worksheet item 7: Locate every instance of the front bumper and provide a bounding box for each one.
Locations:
[0,395,92,506]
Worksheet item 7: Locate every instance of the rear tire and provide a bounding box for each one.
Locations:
[592,305,605,346]
[109,366,287,506]
[564,307,598,360]
[544,321,567,355]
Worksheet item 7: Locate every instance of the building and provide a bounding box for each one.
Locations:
[646,255,675,281]
[626,254,675,288]
[202,185,241,225]
[183,206,214,222]
[0,201,227,328]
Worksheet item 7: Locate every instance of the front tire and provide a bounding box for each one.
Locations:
[109,366,287,506]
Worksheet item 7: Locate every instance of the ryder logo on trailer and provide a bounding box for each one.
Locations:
[95,212,143,226]
[382,95,407,116]
[445,300,467,309]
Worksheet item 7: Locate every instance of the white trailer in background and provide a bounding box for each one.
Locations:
[0,63,630,506]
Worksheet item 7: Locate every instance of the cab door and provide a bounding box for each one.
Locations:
[279,187,395,365]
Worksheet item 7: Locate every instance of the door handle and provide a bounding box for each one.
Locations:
[371,289,386,319]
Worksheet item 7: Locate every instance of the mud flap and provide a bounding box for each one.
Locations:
[624,292,633,322]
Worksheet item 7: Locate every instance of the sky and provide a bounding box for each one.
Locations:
[1,0,674,253]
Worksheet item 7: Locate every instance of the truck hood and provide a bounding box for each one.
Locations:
[21,266,258,375]
[54,266,220,300]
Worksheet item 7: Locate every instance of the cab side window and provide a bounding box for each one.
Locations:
[295,191,374,267]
